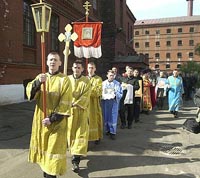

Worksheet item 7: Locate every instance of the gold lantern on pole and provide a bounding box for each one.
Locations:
[31,0,52,118]
[31,0,52,32]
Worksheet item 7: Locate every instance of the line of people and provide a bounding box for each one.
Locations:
[26,52,184,178]
[112,66,184,121]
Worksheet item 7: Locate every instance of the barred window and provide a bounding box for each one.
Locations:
[50,14,59,51]
[156,41,160,47]
[166,29,171,34]
[145,30,149,35]
[189,40,194,46]
[155,53,160,58]
[166,41,171,46]
[178,40,182,46]
[135,31,139,35]
[166,64,170,69]
[189,27,194,33]
[156,30,160,35]
[166,53,170,58]
[145,53,149,58]
[178,28,182,33]
[23,0,35,47]
[145,42,149,47]
[189,52,194,58]
[177,52,182,58]
[135,42,139,48]
[155,64,159,69]
[177,64,181,68]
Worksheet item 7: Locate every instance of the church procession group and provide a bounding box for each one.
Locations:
[26,51,184,178]
[24,6,184,177]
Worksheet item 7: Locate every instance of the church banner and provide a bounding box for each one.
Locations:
[73,22,102,58]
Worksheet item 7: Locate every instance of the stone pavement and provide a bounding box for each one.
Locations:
[0,100,200,178]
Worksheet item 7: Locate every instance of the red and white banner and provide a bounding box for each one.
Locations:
[73,22,102,58]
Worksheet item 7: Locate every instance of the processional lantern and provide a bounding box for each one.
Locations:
[31,0,52,33]
[31,0,52,118]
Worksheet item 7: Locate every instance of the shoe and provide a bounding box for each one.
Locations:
[174,111,178,118]
[106,131,110,136]
[135,119,139,123]
[94,139,100,145]
[46,174,56,178]
[43,172,46,178]
[128,125,132,129]
[170,111,174,114]
[72,162,79,173]
[144,111,149,115]
[120,125,125,129]
[110,134,116,140]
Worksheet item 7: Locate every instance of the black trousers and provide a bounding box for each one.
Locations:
[119,104,134,126]
[43,172,56,178]
[72,155,81,164]
[157,97,165,108]
[157,88,165,109]
[133,97,141,120]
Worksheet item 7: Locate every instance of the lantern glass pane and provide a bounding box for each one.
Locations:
[34,7,42,30]
[45,8,51,31]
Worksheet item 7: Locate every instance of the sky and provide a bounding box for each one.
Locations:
[126,0,200,20]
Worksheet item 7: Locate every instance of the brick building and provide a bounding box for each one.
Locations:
[0,0,140,104]
[94,0,139,77]
[134,15,200,72]
[0,0,100,85]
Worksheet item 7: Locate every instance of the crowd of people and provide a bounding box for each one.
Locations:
[26,52,191,178]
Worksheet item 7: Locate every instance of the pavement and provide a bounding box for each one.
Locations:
[0,100,200,178]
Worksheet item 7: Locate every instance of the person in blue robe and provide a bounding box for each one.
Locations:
[102,70,123,140]
[167,69,184,118]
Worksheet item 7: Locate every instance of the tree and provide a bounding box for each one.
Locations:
[195,43,200,56]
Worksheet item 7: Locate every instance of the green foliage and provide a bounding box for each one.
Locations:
[180,61,200,87]
[180,43,200,87]
[180,61,200,73]
[195,43,200,56]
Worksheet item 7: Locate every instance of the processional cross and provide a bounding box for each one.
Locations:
[58,24,78,75]
[82,1,91,74]
[83,1,91,19]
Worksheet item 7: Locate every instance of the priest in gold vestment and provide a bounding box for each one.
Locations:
[67,60,91,172]
[26,52,72,178]
[87,62,103,144]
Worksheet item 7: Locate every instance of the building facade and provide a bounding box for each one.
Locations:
[134,15,200,72]
[0,0,138,84]
[0,0,100,85]
[96,0,137,77]
[0,0,139,104]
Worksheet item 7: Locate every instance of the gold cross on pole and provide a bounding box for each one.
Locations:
[58,24,78,75]
[83,1,91,17]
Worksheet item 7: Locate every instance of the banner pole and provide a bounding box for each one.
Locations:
[83,1,91,75]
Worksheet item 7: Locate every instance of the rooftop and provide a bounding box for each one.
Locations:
[135,15,200,26]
